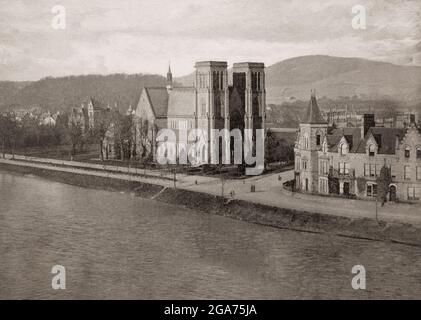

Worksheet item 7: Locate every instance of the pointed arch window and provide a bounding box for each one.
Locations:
[405,146,411,158]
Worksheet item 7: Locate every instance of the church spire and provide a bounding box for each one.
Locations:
[166,61,173,92]
[167,61,173,84]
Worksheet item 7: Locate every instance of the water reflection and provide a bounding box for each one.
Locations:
[0,169,420,299]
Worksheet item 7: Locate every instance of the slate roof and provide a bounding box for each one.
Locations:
[302,94,327,124]
[144,87,169,117]
[355,127,406,155]
[167,87,196,117]
[326,127,361,152]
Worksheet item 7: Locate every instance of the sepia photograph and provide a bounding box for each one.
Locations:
[0,0,420,310]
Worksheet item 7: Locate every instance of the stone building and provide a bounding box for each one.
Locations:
[294,93,421,202]
[132,61,266,164]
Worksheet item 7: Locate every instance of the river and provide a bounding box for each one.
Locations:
[0,169,420,299]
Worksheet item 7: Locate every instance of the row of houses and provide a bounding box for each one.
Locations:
[1,108,60,126]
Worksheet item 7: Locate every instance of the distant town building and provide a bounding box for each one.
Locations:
[40,113,56,126]
[69,98,107,133]
[294,92,421,202]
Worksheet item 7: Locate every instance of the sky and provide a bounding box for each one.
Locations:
[0,0,420,81]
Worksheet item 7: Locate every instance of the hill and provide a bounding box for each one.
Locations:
[0,74,168,112]
[176,55,421,104]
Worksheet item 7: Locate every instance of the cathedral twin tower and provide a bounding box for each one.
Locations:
[193,61,266,149]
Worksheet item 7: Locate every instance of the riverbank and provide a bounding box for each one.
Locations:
[1,161,420,247]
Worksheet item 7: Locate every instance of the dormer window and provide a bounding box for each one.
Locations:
[405,146,411,158]
[368,144,376,157]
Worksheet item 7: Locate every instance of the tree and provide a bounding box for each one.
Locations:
[68,121,83,156]
[265,131,294,164]
[92,110,112,161]
[328,166,340,194]
[136,117,155,162]
[376,165,392,205]
[0,114,8,158]
[356,176,367,194]
[113,111,133,160]
[0,113,21,159]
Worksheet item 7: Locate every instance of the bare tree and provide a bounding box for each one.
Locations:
[0,113,21,159]
[92,110,112,161]
[68,122,83,157]
[113,111,133,161]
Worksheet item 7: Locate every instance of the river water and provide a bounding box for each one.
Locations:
[0,169,420,299]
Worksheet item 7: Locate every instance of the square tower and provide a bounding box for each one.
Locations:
[295,92,328,193]
[232,62,265,133]
[195,61,229,163]
[232,62,266,159]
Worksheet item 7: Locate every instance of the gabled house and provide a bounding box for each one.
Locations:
[294,93,421,202]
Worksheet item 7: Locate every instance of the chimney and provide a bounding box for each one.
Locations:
[362,114,375,137]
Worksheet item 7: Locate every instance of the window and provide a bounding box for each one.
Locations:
[367,185,371,196]
[370,164,376,177]
[320,161,329,175]
[368,144,376,157]
[405,147,411,158]
[316,134,321,146]
[417,167,421,180]
[295,157,301,171]
[340,143,348,155]
[363,164,368,176]
[376,165,381,177]
[319,178,328,193]
[303,133,309,149]
[373,184,378,197]
[390,165,396,178]
[404,166,411,180]
[338,162,349,174]
[417,147,421,159]
[367,184,378,197]
[302,160,308,171]
[408,187,420,200]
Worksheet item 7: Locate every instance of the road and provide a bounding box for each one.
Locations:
[1,154,420,226]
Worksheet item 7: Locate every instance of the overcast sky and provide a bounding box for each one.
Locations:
[0,0,420,81]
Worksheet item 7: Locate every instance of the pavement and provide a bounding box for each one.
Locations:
[1,154,421,226]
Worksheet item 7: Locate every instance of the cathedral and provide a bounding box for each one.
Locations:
[132,61,266,164]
